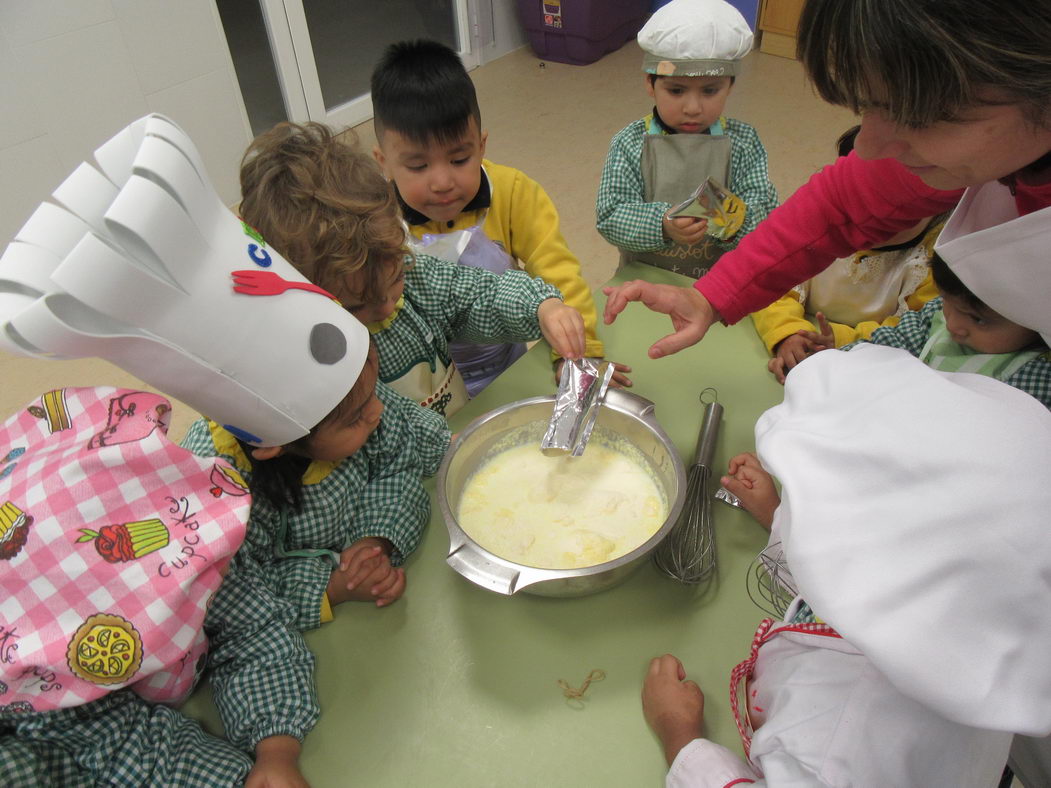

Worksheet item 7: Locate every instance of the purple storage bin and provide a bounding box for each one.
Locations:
[517,0,651,66]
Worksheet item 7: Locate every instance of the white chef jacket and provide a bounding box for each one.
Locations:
[667,610,1011,788]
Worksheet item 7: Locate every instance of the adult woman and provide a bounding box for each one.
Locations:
[603,0,1051,359]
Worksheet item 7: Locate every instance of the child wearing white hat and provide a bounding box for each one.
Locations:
[0,114,449,785]
[644,345,1051,786]
[597,0,778,279]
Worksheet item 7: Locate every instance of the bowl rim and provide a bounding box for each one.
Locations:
[436,390,688,586]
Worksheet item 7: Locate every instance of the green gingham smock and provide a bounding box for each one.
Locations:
[181,382,451,632]
[596,116,778,253]
[371,253,561,388]
[843,297,1051,408]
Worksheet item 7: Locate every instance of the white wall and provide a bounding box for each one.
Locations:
[0,0,251,247]
[0,1,528,249]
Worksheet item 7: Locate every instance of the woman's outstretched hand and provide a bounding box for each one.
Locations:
[601,281,720,359]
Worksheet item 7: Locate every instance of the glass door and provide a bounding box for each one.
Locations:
[219,0,480,134]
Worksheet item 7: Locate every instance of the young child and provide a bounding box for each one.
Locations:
[841,253,1051,407]
[0,114,409,785]
[644,345,1051,786]
[369,39,631,392]
[752,127,946,384]
[182,339,450,628]
[239,121,587,416]
[596,0,778,279]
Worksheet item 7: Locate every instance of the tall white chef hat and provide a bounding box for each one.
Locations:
[0,114,370,448]
[756,344,1051,735]
[638,0,753,77]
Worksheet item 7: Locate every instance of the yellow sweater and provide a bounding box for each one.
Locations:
[408,159,603,360]
[750,220,944,354]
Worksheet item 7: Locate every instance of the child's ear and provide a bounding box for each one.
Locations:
[644,74,657,99]
[250,445,284,461]
[479,129,488,159]
[372,144,388,175]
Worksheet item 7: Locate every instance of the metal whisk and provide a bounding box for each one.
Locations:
[654,389,723,585]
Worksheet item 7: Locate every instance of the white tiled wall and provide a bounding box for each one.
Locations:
[0,0,251,247]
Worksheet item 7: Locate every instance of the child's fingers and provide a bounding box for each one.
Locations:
[726,452,754,474]
[342,546,383,590]
[648,653,681,678]
[785,342,812,365]
[720,474,756,499]
[369,564,400,597]
[767,356,787,384]
[375,568,407,607]
[795,331,832,350]
[541,309,583,360]
[553,358,566,383]
[815,311,832,338]
[569,309,587,357]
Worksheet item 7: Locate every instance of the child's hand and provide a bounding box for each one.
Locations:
[721,453,780,530]
[554,358,633,388]
[662,213,708,246]
[537,298,586,361]
[247,735,308,788]
[327,537,406,607]
[642,654,705,766]
[768,327,832,384]
[796,311,835,350]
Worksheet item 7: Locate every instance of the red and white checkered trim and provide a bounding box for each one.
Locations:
[729,618,841,762]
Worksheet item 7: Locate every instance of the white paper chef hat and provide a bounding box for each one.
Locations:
[935,181,1051,348]
[755,344,1051,735]
[638,0,753,77]
[0,114,370,447]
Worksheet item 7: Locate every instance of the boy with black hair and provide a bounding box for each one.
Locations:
[842,253,1051,407]
[370,39,630,394]
[596,0,778,278]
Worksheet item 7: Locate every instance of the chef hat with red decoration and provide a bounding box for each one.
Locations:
[0,114,369,447]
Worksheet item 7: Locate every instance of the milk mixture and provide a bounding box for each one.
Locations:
[457,440,667,569]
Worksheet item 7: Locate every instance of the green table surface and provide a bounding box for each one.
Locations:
[182,262,786,786]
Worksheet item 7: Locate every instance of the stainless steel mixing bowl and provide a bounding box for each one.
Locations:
[436,389,687,597]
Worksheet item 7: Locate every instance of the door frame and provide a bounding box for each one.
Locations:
[260,0,480,129]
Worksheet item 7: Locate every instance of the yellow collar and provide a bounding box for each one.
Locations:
[365,295,405,334]
[206,421,340,485]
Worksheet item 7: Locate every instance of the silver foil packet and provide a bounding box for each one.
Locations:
[540,358,613,457]
[667,177,746,241]
[715,486,744,509]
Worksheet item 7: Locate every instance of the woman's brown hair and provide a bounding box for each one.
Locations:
[798,0,1051,129]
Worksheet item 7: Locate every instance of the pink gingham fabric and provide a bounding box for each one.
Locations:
[0,387,249,712]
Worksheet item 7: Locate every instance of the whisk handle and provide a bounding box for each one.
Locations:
[692,401,723,468]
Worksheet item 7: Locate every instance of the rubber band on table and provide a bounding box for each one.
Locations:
[557,669,606,709]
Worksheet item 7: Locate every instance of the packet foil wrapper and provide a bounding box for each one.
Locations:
[715,486,744,509]
[541,358,614,457]
[667,177,746,241]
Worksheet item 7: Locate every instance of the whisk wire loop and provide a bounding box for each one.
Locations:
[654,391,722,585]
